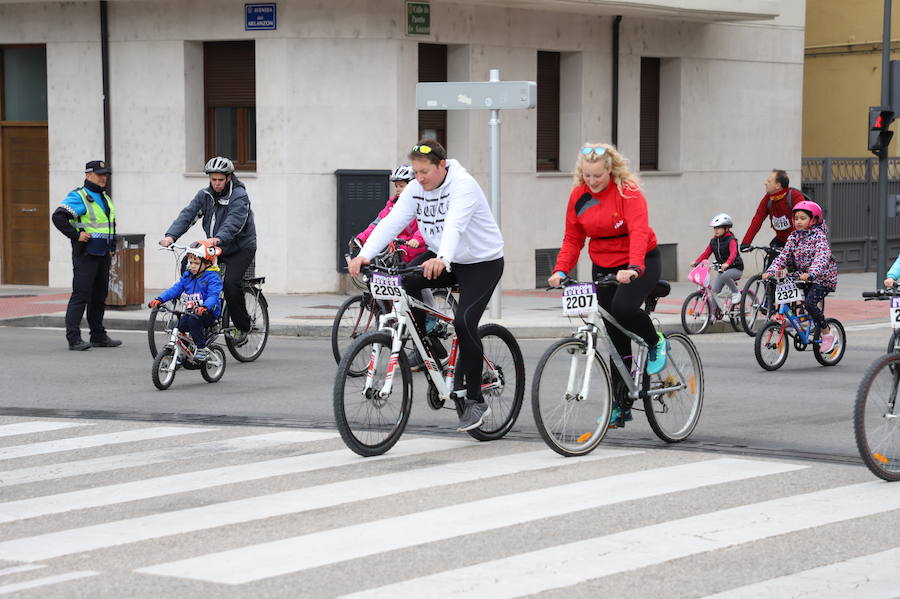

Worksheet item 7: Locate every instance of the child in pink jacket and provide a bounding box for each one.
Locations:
[356,165,426,263]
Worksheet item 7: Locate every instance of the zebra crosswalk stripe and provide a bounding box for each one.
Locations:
[0,426,212,461]
[0,421,91,438]
[0,571,99,595]
[0,437,471,524]
[698,547,900,599]
[0,430,337,486]
[135,457,805,584]
[339,480,900,599]
[0,448,639,562]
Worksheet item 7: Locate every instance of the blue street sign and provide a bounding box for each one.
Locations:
[245,3,276,31]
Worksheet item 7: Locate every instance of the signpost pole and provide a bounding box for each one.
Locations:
[878,0,892,284]
[488,69,502,319]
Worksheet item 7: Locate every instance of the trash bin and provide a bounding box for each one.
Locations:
[106,234,145,307]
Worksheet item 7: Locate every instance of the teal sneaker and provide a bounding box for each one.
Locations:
[647,332,668,375]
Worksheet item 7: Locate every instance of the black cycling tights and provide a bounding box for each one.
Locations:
[593,247,662,386]
[403,253,504,403]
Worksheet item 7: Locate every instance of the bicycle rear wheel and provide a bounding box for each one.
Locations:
[754,321,789,371]
[532,337,612,456]
[331,294,381,372]
[739,274,769,336]
[200,344,227,383]
[680,291,711,335]
[855,352,900,481]
[147,306,177,358]
[455,324,525,441]
[224,289,269,362]
[644,332,703,443]
[813,318,846,367]
[333,332,412,456]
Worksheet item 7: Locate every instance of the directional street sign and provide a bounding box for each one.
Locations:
[416,81,536,111]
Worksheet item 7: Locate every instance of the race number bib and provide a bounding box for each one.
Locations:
[562,283,597,316]
[891,297,900,329]
[370,273,403,302]
[771,215,791,231]
[774,281,803,305]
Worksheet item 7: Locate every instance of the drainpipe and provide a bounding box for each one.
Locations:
[100,0,112,194]
[612,15,622,146]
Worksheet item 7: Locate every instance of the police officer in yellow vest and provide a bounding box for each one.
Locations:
[51,160,122,350]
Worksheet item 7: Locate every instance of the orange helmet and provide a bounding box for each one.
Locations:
[187,240,222,264]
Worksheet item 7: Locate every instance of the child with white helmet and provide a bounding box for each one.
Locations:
[691,213,744,308]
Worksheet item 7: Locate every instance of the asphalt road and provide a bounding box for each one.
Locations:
[5,323,893,464]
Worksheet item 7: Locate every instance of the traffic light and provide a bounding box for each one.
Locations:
[869,106,894,156]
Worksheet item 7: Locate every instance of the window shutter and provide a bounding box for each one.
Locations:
[204,41,255,107]
[536,51,560,172]
[418,43,447,148]
[640,57,660,171]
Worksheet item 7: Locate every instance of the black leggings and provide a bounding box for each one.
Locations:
[803,283,830,330]
[593,248,662,385]
[403,253,504,403]
[220,248,256,332]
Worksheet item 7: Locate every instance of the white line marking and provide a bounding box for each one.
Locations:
[0,448,639,562]
[0,430,337,486]
[0,422,91,438]
[0,426,212,461]
[699,546,900,599]
[137,458,805,584]
[341,481,900,599]
[0,438,471,524]
[0,571,98,595]
[0,565,44,577]
[845,322,890,331]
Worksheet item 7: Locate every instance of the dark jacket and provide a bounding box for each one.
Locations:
[165,177,256,258]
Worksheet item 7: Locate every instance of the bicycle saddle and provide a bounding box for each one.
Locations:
[648,280,671,300]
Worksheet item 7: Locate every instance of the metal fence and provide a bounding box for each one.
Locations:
[801,157,900,271]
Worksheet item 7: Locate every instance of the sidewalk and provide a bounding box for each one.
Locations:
[0,272,888,339]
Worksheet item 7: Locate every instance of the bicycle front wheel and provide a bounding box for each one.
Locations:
[532,338,612,456]
[754,320,789,371]
[224,289,270,362]
[457,324,525,441]
[147,307,177,358]
[151,347,177,391]
[333,332,412,456]
[331,294,380,371]
[680,291,711,335]
[739,274,768,336]
[644,332,703,443]
[855,352,900,481]
[887,329,900,354]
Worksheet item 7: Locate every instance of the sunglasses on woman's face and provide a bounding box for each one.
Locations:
[581,146,607,157]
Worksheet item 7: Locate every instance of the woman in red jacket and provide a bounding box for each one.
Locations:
[547,143,664,427]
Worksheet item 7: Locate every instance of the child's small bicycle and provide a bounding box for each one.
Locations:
[855,288,900,480]
[151,304,226,390]
[753,271,846,371]
[680,260,743,334]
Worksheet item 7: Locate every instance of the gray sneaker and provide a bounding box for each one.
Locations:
[457,400,491,432]
[230,329,249,347]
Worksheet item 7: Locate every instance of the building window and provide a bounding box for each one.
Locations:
[418,43,447,148]
[640,57,660,171]
[536,51,561,172]
[1,46,48,121]
[204,41,255,171]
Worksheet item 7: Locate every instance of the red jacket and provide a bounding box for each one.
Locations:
[553,182,658,275]
[741,188,804,245]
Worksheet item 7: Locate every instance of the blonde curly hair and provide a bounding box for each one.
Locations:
[573,143,641,196]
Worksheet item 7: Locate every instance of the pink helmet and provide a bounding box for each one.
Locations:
[792,200,823,224]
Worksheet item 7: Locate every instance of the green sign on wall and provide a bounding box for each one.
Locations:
[407,2,430,35]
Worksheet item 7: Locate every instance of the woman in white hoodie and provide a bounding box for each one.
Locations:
[348,139,504,433]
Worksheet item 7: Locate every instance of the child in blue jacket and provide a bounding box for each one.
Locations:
[149,241,223,361]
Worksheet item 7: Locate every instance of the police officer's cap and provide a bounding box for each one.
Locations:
[85,160,111,175]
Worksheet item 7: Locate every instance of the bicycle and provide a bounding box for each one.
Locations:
[737,245,782,336]
[332,264,525,457]
[531,274,704,457]
[680,260,743,334]
[151,304,226,390]
[753,271,845,371]
[855,288,900,480]
[148,244,270,362]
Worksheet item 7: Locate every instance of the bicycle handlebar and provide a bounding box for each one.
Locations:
[863,289,900,299]
[547,273,628,290]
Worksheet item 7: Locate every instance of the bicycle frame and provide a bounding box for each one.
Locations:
[573,301,688,402]
[363,281,500,404]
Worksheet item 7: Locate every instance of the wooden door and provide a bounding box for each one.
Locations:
[1,124,49,285]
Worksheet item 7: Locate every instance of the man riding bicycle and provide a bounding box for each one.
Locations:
[159,156,257,345]
[739,169,805,253]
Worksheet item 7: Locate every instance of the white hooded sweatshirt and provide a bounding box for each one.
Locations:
[360,159,504,265]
